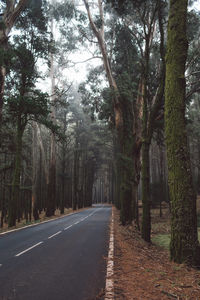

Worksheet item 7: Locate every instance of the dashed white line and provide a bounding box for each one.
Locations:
[64,225,73,230]
[13,208,105,258]
[48,231,62,239]
[15,241,43,257]
[105,207,114,300]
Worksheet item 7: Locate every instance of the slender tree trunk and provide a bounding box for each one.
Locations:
[8,117,24,227]
[141,45,151,241]
[165,0,199,265]
[32,122,39,220]
[73,143,79,211]
[0,153,7,228]
[159,145,163,217]
[141,140,151,242]
[46,17,56,217]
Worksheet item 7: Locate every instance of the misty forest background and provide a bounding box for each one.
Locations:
[0,0,200,265]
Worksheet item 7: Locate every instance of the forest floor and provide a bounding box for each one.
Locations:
[113,201,200,299]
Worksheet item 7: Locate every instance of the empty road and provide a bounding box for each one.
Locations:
[0,205,112,300]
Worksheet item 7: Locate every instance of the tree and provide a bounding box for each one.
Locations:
[5,1,50,227]
[164,0,200,264]
[82,0,141,225]
[0,0,28,124]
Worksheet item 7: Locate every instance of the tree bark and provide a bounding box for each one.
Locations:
[8,116,25,227]
[32,122,39,220]
[46,17,56,217]
[165,0,199,265]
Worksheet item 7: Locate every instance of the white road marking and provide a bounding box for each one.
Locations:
[48,231,62,239]
[64,211,97,230]
[0,264,2,267]
[0,207,97,236]
[105,207,114,300]
[15,242,43,257]
[64,225,72,230]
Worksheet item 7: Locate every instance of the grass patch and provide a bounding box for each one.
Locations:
[152,234,170,250]
[153,231,200,250]
[197,213,200,227]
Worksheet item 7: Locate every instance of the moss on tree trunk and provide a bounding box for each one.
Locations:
[165,0,199,265]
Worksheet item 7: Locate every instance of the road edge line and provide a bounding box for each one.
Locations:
[105,206,114,300]
[0,207,96,236]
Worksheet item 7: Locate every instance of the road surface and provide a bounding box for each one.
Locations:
[0,205,112,300]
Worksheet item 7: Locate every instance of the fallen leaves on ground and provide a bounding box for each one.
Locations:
[113,207,200,300]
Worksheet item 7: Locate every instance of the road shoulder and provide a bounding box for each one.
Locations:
[113,207,200,299]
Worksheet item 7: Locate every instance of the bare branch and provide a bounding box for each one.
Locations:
[83,0,99,36]
[71,56,102,65]
[5,0,28,35]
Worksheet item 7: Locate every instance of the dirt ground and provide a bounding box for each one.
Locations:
[113,207,200,300]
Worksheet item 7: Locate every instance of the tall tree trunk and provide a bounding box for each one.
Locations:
[83,0,135,224]
[0,153,7,228]
[8,116,24,227]
[141,1,165,242]
[73,143,79,211]
[120,132,134,225]
[165,0,199,265]
[46,17,56,217]
[32,122,39,220]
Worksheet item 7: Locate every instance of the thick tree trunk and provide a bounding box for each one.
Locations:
[165,0,199,265]
[119,135,134,225]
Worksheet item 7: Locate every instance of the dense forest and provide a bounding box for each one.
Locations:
[0,0,200,266]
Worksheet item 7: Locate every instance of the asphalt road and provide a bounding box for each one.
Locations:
[0,205,112,300]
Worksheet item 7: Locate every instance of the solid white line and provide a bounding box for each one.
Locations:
[64,225,72,230]
[74,221,80,225]
[0,206,97,236]
[15,242,43,257]
[48,231,62,239]
[105,207,114,300]
[0,264,2,267]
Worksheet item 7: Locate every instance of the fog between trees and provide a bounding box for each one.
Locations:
[0,0,200,265]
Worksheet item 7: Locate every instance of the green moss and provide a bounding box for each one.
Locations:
[153,232,200,251]
[152,234,170,250]
[164,0,199,265]
[197,213,200,227]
